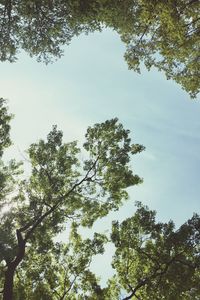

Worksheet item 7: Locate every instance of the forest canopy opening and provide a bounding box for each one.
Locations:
[0,0,199,98]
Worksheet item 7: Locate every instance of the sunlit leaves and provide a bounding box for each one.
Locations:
[0,1,199,96]
[110,203,200,299]
[0,98,13,156]
[83,118,143,212]
[13,230,108,300]
[0,105,144,298]
[116,0,200,98]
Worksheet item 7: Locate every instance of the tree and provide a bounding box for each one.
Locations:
[12,228,108,299]
[92,0,200,98]
[0,0,100,63]
[0,99,144,300]
[0,98,12,155]
[1,100,199,299]
[105,0,200,98]
[0,1,199,97]
[4,203,200,299]
[109,202,200,299]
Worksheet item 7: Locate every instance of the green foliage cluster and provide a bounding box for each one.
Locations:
[111,202,200,299]
[0,0,199,97]
[0,100,141,299]
[0,98,13,156]
[0,2,199,299]
[0,100,200,299]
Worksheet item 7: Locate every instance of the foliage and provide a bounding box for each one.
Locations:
[0,98,22,213]
[0,0,100,63]
[110,202,200,299]
[109,0,200,98]
[0,100,199,299]
[0,98,13,156]
[0,100,143,299]
[0,1,199,97]
[12,228,108,300]
[2,202,199,299]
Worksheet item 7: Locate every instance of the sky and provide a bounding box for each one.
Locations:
[1,28,200,282]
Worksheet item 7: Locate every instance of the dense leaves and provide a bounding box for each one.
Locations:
[0,100,143,299]
[0,0,101,63]
[114,0,200,98]
[0,101,199,299]
[12,228,108,300]
[0,1,199,97]
[0,98,21,212]
[0,98,12,156]
[110,202,200,299]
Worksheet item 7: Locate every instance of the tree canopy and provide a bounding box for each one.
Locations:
[110,202,200,299]
[0,99,143,299]
[0,0,199,97]
[0,99,200,299]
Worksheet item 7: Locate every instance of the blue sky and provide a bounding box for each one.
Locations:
[1,28,200,282]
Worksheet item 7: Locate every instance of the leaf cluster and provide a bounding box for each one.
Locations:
[0,100,144,299]
[0,1,199,97]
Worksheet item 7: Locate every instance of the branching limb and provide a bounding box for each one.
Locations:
[122,255,178,300]
[24,156,100,242]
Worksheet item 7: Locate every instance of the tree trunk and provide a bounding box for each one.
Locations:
[3,230,26,300]
[3,265,15,300]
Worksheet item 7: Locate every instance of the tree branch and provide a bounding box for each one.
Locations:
[122,256,177,300]
[24,156,99,242]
